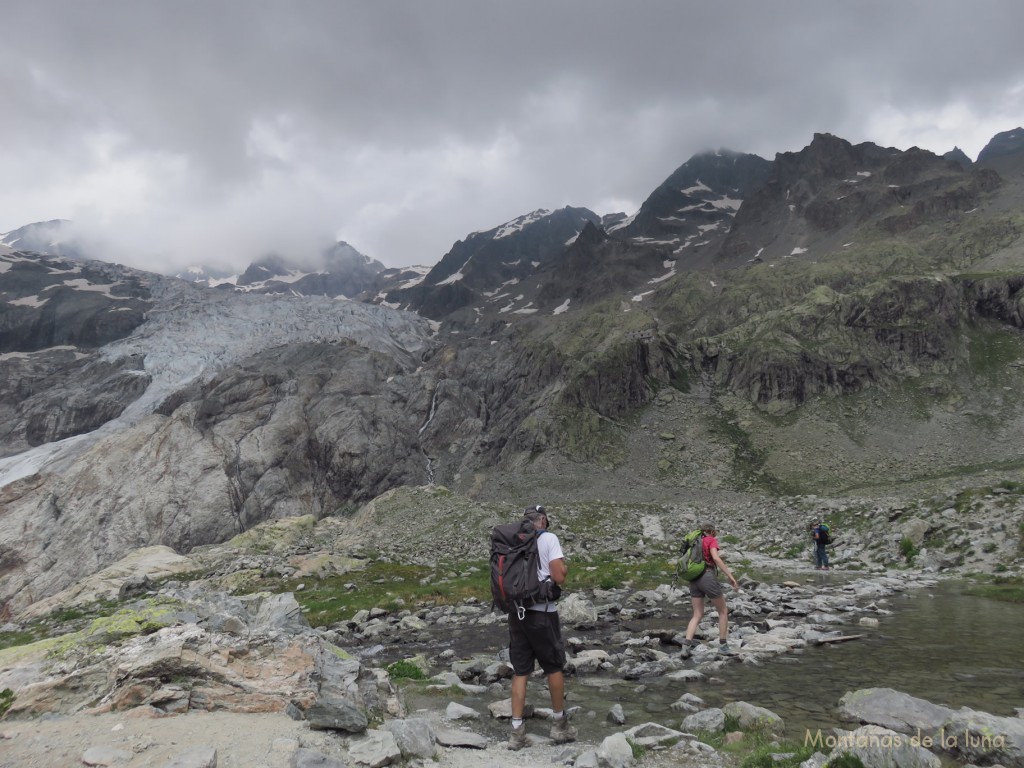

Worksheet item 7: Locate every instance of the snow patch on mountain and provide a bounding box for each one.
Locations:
[494,209,552,239]
[607,211,637,233]
[680,181,712,194]
[59,278,136,298]
[9,295,49,308]
[438,267,466,285]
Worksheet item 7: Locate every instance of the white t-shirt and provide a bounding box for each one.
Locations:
[528,530,565,613]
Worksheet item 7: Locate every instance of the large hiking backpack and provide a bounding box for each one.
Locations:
[490,518,559,616]
[677,529,707,582]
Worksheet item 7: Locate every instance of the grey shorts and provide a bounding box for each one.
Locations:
[688,568,723,599]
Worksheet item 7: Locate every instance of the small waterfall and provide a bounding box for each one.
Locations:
[419,386,440,484]
[418,388,439,435]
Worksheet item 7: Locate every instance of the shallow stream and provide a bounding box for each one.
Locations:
[390,577,1024,744]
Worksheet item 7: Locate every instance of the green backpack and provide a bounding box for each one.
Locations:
[677,530,707,582]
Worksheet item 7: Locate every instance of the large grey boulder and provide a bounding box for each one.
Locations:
[597,732,636,768]
[942,707,1024,767]
[722,701,785,735]
[253,592,309,632]
[381,718,436,760]
[348,730,401,768]
[623,722,690,748]
[837,688,954,736]
[900,518,931,548]
[432,727,488,749]
[559,593,599,626]
[444,702,480,720]
[682,707,725,733]
[305,699,369,733]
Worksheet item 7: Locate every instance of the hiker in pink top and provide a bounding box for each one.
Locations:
[683,523,741,655]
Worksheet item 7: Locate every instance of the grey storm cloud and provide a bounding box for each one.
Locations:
[1,0,1022,272]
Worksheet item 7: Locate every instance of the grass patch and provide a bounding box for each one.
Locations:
[784,544,807,559]
[0,688,14,717]
[626,737,646,760]
[741,745,817,768]
[698,716,814,768]
[0,597,124,652]
[0,627,45,651]
[573,554,676,591]
[966,322,1024,382]
[386,660,427,680]
[421,684,468,698]
[899,536,918,563]
[47,598,120,624]
[238,559,491,626]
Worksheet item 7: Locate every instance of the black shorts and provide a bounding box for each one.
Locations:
[508,609,566,676]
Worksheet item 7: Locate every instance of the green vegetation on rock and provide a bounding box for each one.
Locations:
[0,687,14,717]
[386,659,427,680]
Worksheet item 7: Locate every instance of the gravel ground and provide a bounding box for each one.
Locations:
[0,708,716,768]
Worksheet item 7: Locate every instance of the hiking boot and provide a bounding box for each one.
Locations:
[718,642,736,655]
[508,723,528,751]
[550,714,578,744]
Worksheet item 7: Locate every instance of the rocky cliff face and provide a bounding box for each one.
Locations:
[0,273,440,614]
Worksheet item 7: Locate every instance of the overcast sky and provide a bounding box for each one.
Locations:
[2,1,1022,273]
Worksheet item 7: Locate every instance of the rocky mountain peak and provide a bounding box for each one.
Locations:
[221,241,387,299]
[0,219,85,260]
[573,220,607,249]
[976,126,1024,180]
[386,206,602,320]
[943,146,972,169]
[609,148,771,268]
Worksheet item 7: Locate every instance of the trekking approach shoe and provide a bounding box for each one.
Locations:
[718,641,736,655]
[550,714,578,744]
[508,723,528,751]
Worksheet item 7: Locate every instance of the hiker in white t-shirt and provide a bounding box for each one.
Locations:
[507,505,577,750]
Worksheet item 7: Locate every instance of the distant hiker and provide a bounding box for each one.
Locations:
[683,523,741,655]
[502,505,577,750]
[811,520,832,570]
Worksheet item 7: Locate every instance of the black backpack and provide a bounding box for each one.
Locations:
[815,524,832,546]
[490,518,560,617]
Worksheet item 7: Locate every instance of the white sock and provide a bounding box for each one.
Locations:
[511,718,523,729]
[552,711,564,720]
